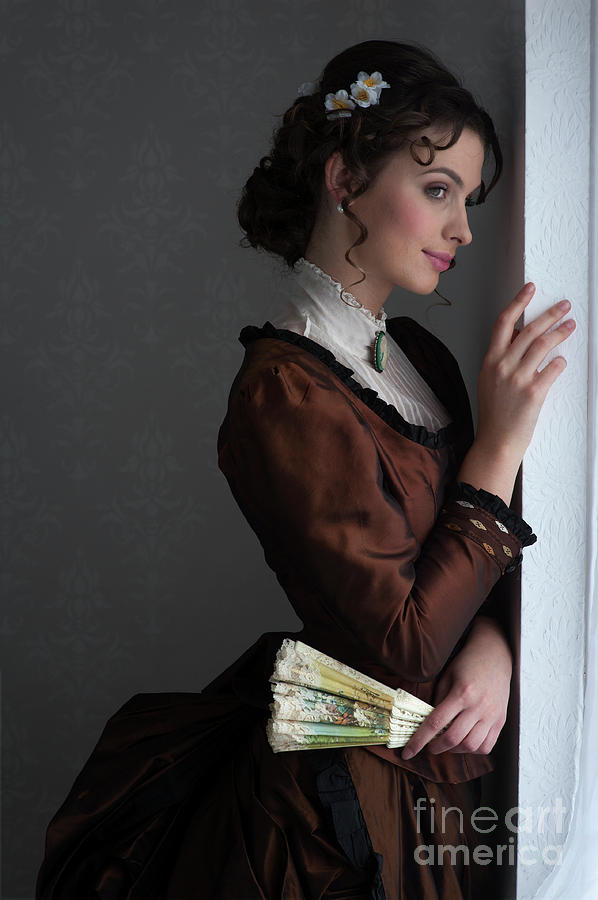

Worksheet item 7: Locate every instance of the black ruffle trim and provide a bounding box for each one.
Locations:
[308,748,386,900]
[451,480,537,548]
[239,322,458,450]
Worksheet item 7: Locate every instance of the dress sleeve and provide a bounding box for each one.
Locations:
[218,359,535,683]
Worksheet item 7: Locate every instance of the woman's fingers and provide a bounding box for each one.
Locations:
[505,299,573,365]
[476,722,502,755]
[530,354,568,398]
[475,287,575,462]
[516,319,575,380]
[487,287,573,370]
[430,717,490,755]
[404,708,499,758]
[425,712,481,754]
[436,720,501,755]
[487,282,536,356]
[401,699,461,759]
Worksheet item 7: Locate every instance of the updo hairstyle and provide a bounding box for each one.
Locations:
[237,39,502,284]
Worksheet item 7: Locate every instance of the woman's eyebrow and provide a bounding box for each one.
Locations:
[419,166,464,186]
[419,166,481,195]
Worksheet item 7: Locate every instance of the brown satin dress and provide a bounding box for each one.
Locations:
[36,317,535,900]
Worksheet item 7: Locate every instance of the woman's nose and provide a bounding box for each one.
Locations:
[446,205,472,247]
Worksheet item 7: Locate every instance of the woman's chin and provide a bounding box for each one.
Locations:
[401,276,440,296]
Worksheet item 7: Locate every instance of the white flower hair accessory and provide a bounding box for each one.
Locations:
[296,71,391,120]
[297,81,316,97]
[324,70,390,119]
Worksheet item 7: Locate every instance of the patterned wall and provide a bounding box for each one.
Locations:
[2,1,523,896]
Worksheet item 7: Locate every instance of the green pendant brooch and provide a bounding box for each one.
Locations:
[374,331,388,373]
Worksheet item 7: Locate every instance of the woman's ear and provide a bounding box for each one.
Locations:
[323,150,356,206]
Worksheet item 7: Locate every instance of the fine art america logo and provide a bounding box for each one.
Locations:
[413,797,567,867]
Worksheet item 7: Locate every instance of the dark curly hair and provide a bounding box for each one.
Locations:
[237,39,502,292]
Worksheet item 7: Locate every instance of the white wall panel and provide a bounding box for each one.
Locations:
[519,1,591,897]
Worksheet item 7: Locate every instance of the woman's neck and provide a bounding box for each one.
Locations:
[303,234,392,319]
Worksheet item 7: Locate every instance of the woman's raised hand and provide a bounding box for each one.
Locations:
[477,283,575,460]
[458,284,576,505]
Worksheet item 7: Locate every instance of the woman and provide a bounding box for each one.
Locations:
[37,39,574,900]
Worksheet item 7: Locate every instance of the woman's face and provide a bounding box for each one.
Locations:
[346,126,485,295]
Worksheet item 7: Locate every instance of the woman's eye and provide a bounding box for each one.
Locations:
[426,184,448,200]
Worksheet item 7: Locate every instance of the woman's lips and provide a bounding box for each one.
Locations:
[423,250,452,272]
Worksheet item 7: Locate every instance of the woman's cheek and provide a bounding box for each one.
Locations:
[386,195,429,239]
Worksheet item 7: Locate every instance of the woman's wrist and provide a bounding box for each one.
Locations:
[457,439,521,506]
[465,616,513,670]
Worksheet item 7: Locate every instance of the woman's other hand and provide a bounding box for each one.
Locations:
[401,616,512,759]
[458,283,576,505]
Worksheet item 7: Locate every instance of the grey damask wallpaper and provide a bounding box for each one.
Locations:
[3,1,523,896]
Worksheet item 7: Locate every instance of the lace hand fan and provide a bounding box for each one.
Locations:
[266,638,435,753]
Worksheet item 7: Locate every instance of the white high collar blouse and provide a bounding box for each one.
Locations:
[267,257,452,433]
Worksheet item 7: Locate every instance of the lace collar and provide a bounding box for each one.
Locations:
[268,257,387,369]
[294,257,387,328]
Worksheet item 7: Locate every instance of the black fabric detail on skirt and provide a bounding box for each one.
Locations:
[308,749,386,900]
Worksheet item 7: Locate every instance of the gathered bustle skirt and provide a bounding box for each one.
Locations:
[166,714,482,900]
[36,633,483,900]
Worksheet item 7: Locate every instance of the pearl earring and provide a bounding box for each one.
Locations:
[337,202,344,213]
